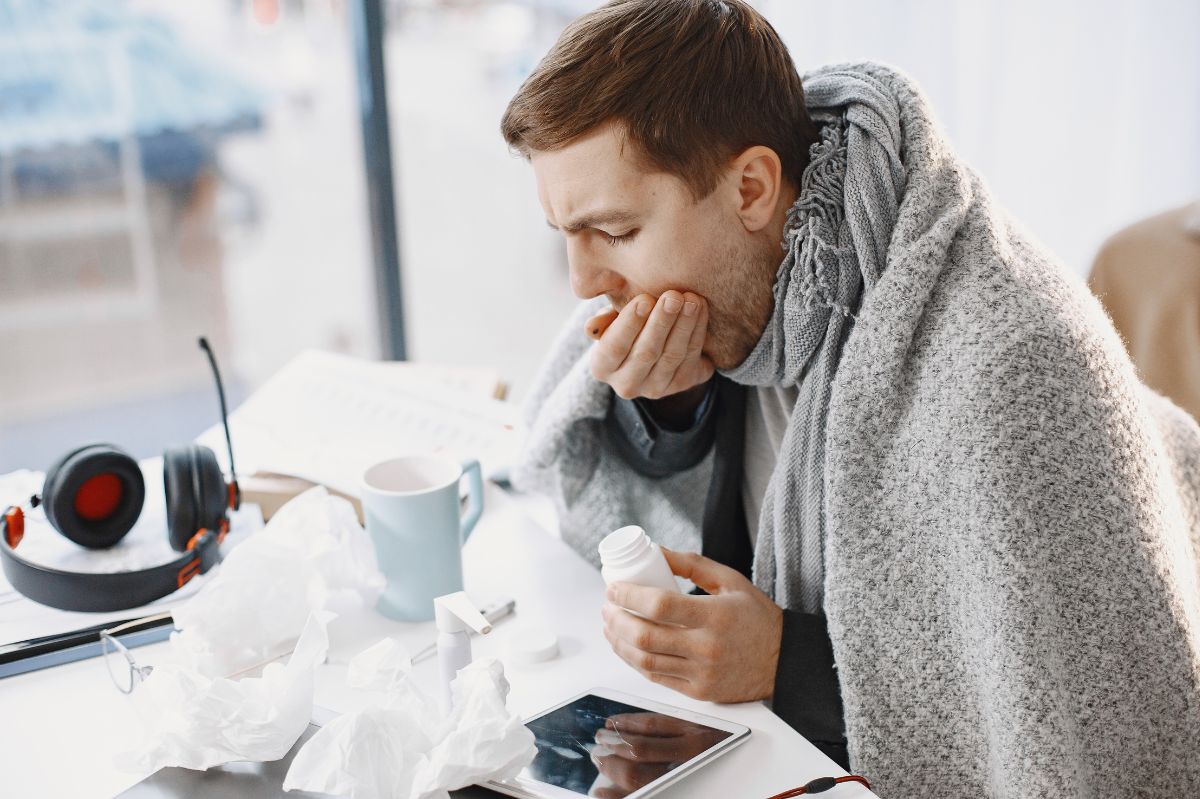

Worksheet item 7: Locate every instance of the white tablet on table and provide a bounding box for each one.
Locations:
[482,687,751,799]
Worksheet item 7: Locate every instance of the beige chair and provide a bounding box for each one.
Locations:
[1089,201,1200,420]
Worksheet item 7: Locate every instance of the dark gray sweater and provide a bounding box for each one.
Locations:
[605,376,848,770]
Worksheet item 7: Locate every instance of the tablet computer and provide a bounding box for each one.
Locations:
[482,688,751,799]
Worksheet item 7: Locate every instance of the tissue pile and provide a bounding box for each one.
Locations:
[285,649,535,799]
[118,612,333,772]
[170,485,384,677]
[120,486,381,772]
[117,485,536,799]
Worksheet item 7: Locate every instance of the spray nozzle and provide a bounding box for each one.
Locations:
[434,592,492,636]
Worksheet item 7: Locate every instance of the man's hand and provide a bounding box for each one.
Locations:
[600,548,783,704]
[586,291,715,402]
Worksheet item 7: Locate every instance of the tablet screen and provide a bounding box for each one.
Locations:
[519,693,734,798]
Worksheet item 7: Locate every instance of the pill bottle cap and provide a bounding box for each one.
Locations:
[508,628,560,665]
[598,525,652,569]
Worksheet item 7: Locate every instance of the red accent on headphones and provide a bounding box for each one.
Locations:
[73,473,123,521]
[177,558,202,589]
[185,529,209,552]
[3,507,24,548]
[183,523,228,551]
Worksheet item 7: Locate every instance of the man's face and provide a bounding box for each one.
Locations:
[530,121,782,370]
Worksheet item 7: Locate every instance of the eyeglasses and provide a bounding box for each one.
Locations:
[100,613,296,694]
[99,613,166,694]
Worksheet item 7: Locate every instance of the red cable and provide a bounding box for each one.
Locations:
[765,774,873,798]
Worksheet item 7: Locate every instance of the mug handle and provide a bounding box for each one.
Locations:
[459,459,484,544]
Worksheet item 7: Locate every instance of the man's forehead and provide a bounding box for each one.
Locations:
[533,120,640,177]
[532,123,653,227]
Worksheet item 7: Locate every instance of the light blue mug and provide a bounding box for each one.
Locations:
[361,454,484,621]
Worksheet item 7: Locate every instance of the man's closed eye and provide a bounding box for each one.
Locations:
[602,229,639,246]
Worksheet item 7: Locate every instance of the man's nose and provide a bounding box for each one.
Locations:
[566,245,622,301]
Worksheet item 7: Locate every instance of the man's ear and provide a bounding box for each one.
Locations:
[729,145,785,233]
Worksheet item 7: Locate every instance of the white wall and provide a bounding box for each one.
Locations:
[761,0,1200,275]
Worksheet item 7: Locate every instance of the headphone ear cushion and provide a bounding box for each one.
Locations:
[42,444,145,549]
[164,445,227,552]
[42,444,98,530]
[194,446,227,532]
[163,446,199,552]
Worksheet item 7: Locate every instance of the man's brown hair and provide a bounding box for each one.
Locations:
[500,0,820,200]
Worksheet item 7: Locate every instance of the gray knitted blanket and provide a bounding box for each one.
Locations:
[513,62,1200,796]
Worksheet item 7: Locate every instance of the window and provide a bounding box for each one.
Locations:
[0,0,378,471]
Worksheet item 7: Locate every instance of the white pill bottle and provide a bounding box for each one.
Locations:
[598,525,681,593]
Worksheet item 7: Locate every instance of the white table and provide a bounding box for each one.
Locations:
[0,481,876,799]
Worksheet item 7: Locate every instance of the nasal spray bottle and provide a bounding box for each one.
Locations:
[434,591,493,715]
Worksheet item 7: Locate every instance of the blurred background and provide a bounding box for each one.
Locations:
[1,0,1197,473]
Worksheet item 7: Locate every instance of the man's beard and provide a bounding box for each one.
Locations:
[702,232,784,370]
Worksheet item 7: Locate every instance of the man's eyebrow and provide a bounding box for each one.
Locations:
[545,210,639,233]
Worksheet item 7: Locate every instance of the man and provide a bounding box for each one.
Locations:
[501,1,1200,796]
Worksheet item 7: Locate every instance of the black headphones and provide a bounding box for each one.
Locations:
[1,337,241,613]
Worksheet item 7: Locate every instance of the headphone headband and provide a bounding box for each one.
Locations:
[0,506,225,613]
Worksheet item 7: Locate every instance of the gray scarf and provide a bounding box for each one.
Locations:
[722,68,905,612]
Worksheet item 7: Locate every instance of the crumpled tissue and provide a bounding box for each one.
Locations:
[118,611,332,773]
[117,486,384,774]
[283,655,537,799]
[171,485,384,677]
[346,635,414,692]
